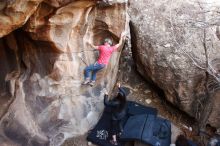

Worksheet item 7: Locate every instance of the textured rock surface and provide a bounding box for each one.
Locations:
[0,0,43,37]
[129,0,220,128]
[0,0,128,145]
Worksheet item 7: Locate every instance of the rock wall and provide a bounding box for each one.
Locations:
[129,0,220,128]
[0,0,128,145]
[0,0,43,38]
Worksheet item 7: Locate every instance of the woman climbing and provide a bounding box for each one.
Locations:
[82,32,126,86]
[104,83,128,145]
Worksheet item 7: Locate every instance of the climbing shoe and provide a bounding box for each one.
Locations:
[89,81,95,86]
[82,78,90,85]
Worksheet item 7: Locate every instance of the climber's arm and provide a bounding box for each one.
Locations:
[87,41,99,50]
[104,94,120,107]
[114,32,126,50]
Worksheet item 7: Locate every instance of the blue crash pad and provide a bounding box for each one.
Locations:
[87,101,158,146]
[121,114,149,140]
[152,117,171,146]
[120,115,171,146]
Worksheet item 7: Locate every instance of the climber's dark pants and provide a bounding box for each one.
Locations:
[84,62,105,81]
[111,119,123,135]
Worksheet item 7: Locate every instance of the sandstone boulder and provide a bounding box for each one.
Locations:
[0,0,128,145]
[0,0,43,37]
[129,0,220,128]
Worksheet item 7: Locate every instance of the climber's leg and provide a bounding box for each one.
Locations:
[89,63,105,86]
[83,64,94,84]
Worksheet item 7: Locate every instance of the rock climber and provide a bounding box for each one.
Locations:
[82,32,126,86]
[104,83,128,145]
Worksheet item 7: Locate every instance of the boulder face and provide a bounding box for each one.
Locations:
[0,0,128,145]
[129,0,220,127]
[0,0,43,37]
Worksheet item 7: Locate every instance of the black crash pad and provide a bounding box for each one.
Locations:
[87,111,124,146]
[120,115,171,146]
[87,101,158,146]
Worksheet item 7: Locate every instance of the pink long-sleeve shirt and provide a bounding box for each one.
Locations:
[97,45,117,65]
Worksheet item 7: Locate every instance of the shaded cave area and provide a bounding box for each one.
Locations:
[0,33,19,119]
[0,28,60,119]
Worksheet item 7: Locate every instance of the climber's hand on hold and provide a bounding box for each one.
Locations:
[105,91,108,96]
[103,88,108,96]
[121,31,127,39]
[115,32,126,49]
[105,91,110,100]
[86,40,99,50]
[121,31,126,36]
